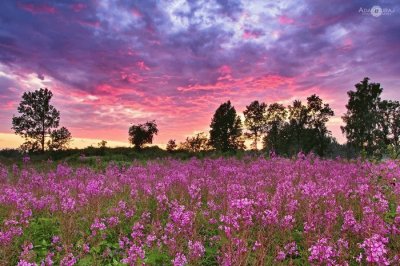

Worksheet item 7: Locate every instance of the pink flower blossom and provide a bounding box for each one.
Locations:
[359,234,390,265]
[172,253,187,266]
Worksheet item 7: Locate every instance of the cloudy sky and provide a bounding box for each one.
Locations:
[0,0,399,148]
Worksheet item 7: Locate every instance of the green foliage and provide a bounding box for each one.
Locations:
[385,144,400,159]
[340,80,400,159]
[0,146,264,167]
[48,126,72,151]
[128,120,159,150]
[12,216,61,265]
[166,139,177,152]
[12,88,71,153]
[179,132,211,152]
[76,256,96,266]
[341,77,383,156]
[263,103,287,152]
[306,94,334,156]
[98,140,108,148]
[201,246,219,265]
[378,100,400,157]
[89,239,121,263]
[209,101,245,152]
[78,255,125,266]
[287,100,309,154]
[145,248,172,265]
[262,96,334,157]
[243,100,267,150]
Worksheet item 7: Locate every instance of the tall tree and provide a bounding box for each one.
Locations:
[341,78,382,156]
[12,88,71,152]
[128,120,158,150]
[209,101,244,151]
[288,100,309,154]
[378,100,400,155]
[263,103,287,153]
[243,100,267,150]
[306,94,334,156]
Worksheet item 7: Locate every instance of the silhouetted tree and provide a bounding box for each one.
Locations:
[19,140,41,154]
[48,127,72,151]
[128,120,158,150]
[166,139,177,152]
[98,140,108,148]
[341,78,382,156]
[262,96,334,157]
[209,101,244,151]
[263,103,287,153]
[179,132,210,152]
[288,100,309,154]
[243,100,267,150]
[12,88,71,152]
[306,94,334,156]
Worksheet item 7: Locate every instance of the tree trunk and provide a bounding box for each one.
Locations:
[254,131,258,150]
[42,116,45,152]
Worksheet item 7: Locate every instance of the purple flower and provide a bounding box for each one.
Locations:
[188,240,205,259]
[172,253,187,266]
[60,253,76,266]
[308,238,337,265]
[359,234,390,265]
[121,243,145,264]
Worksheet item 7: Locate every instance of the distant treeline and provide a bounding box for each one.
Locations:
[4,77,399,160]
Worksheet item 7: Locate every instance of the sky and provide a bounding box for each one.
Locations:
[0,0,399,149]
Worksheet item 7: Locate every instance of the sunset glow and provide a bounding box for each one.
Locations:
[1,1,399,148]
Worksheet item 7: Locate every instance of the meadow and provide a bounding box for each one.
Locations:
[0,155,399,265]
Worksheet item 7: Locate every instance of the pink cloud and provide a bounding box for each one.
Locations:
[137,61,150,71]
[242,30,262,39]
[278,15,294,25]
[131,8,143,18]
[218,65,231,74]
[19,3,56,14]
[178,74,293,94]
[71,3,86,12]
[77,20,100,28]
[340,37,353,51]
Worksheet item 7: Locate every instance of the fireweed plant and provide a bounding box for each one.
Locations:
[0,155,399,265]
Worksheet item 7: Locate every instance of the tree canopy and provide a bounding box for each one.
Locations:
[128,120,158,150]
[261,96,334,157]
[166,139,177,152]
[48,126,72,151]
[243,100,267,150]
[209,101,244,152]
[263,103,287,153]
[341,77,383,156]
[179,132,210,152]
[306,94,334,156]
[12,88,71,152]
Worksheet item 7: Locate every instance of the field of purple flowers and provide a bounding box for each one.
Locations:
[0,156,399,265]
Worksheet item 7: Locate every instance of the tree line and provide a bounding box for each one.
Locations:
[164,95,334,157]
[11,77,400,158]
